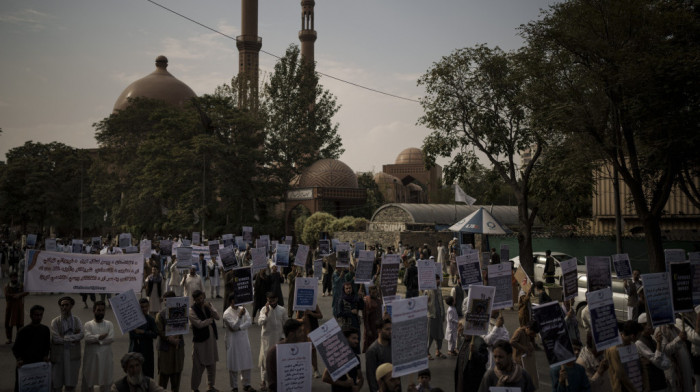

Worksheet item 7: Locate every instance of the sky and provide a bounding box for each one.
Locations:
[0,0,557,173]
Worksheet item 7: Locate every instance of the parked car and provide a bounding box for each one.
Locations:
[510,251,585,283]
[573,274,630,323]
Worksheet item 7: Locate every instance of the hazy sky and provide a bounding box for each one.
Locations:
[0,0,556,172]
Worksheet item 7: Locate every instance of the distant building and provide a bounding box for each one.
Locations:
[378,147,442,203]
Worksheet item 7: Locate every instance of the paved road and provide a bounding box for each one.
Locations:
[0,281,558,392]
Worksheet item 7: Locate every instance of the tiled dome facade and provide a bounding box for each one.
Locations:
[395,147,424,165]
[298,159,358,188]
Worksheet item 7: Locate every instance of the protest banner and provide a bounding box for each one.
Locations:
[612,254,633,279]
[487,262,513,310]
[560,258,578,301]
[514,267,533,294]
[218,246,238,271]
[391,296,429,377]
[222,234,234,248]
[71,239,83,254]
[176,247,193,268]
[353,241,365,259]
[319,239,331,256]
[119,233,132,248]
[250,247,267,275]
[354,250,375,285]
[276,244,291,267]
[665,248,686,272]
[159,240,172,258]
[691,252,700,305]
[233,267,254,305]
[618,344,644,392]
[309,318,360,382]
[457,253,482,290]
[293,277,318,311]
[208,240,219,256]
[276,342,312,392]
[587,288,622,351]
[18,361,51,392]
[500,244,510,263]
[336,242,351,268]
[26,234,37,248]
[463,285,496,336]
[295,244,310,267]
[110,289,147,334]
[642,272,674,327]
[165,296,189,336]
[670,262,693,314]
[585,256,612,293]
[313,259,323,280]
[140,239,151,259]
[380,254,400,298]
[242,227,253,244]
[417,259,437,291]
[459,244,473,256]
[532,301,575,367]
[44,238,57,252]
[192,232,201,246]
[24,250,143,294]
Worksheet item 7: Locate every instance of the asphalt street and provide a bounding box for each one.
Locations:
[0,280,557,392]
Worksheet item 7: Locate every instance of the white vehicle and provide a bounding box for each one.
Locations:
[509,251,583,283]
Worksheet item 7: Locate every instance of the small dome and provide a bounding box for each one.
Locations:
[113,56,197,113]
[407,183,423,191]
[395,147,424,165]
[298,159,358,188]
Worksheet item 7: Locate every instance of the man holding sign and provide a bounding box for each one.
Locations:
[223,292,255,392]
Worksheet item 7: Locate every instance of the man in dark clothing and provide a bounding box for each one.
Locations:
[403,260,419,298]
[544,250,556,284]
[489,248,501,264]
[129,298,158,378]
[13,305,51,392]
[454,335,488,392]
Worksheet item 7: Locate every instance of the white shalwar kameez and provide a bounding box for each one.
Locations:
[257,304,287,383]
[169,262,182,296]
[81,319,115,392]
[51,315,84,390]
[223,306,254,388]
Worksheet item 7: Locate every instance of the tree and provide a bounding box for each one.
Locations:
[261,45,344,197]
[356,172,385,219]
[419,45,544,277]
[301,212,337,247]
[522,0,700,272]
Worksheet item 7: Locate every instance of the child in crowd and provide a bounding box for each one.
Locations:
[416,368,432,392]
[445,296,459,356]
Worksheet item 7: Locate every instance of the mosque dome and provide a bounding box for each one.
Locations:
[113,56,197,113]
[373,172,401,185]
[395,147,425,165]
[298,159,358,188]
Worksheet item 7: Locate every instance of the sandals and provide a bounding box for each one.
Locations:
[436,352,447,359]
[427,353,434,360]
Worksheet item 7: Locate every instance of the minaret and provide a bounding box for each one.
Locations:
[237,0,262,109]
[298,0,317,66]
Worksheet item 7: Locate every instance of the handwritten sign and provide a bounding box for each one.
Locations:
[165,296,189,336]
[670,262,693,314]
[487,262,513,310]
[560,258,578,301]
[391,296,429,377]
[457,253,482,289]
[514,267,533,294]
[293,277,318,311]
[18,361,51,392]
[24,250,143,294]
[532,301,575,368]
[277,342,313,392]
[417,260,437,291]
[295,245,310,267]
[585,256,612,293]
[463,285,496,336]
[110,289,147,334]
[587,288,622,351]
[642,272,675,327]
[612,254,632,279]
[619,344,644,392]
[354,250,375,285]
[309,318,360,382]
[380,254,400,298]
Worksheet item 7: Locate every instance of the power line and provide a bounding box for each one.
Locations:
[145,0,420,103]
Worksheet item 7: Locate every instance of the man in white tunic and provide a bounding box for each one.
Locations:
[208,255,223,299]
[50,296,84,392]
[181,264,204,299]
[223,292,255,392]
[258,291,287,391]
[82,301,115,392]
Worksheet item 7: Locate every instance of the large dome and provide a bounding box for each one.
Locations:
[298,159,358,188]
[395,147,424,165]
[113,56,197,113]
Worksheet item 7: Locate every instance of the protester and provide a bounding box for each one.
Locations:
[208,255,223,299]
[258,291,287,391]
[623,269,642,320]
[477,340,536,392]
[80,292,96,310]
[365,318,392,392]
[222,267,236,314]
[483,313,510,370]
[168,256,182,296]
[264,319,305,392]
[550,352,590,392]
[636,313,671,392]
[660,316,693,391]
[510,320,540,389]
[181,264,205,299]
[223,292,255,392]
[154,291,185,392]
[268,265,285,307]
[489,248,501,265]
[577,331,612,392]
[375,363,401,392]
[189,289,220,392]
[564,299,581,344]
[415,368,432,392]
[533,281,552,304]
[145,266,163,316]
[605,320,648,392]
[322,327,364,392]
[445,296,459,355]
[286,266,301,318]
[363,285,384,353]
[454,333,488,392]
[252,269,271,320]
[111,352,166,392]
[296,304,323,378]
[449,248,458,285]
[4,271,27,344]
[129,298,158,378]
[425,274,446,359]
[518,289,532,327]
[335,281,364,352]
[12,304,50,392]
[450,280,465,318]
[82,300,115,392]
[51,296,84,392]
[403,259,419,298]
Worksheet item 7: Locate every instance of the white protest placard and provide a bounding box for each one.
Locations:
[140,239,152,258]
[208,240,220,256]
[463,284,496,336]
[457,253,482,289]
[251,247,268,275]
[380,254,401,298]
[176,247,193,268]
[618,344,644,392]
[275,244,291,267]
[309,318,360,382]
[585,256,612,293]
[459,244,473,256]
[219,246,238,271]
[487,262,513,310]
[109,289,147,334]
[665,249,686,272]
[691,252,700,306]
[277,342,313,392]
[165,296,189,336]
[242,226,253,244]
[24,250,143,294]
[44,238,57,252]
[612,254,632,279]
[258,235,270,254]
[391,296,429,377]
[222,233,234,248]
[586,288,622,351]
[417,259,437,291]
[192,232,201,246]
[355,250,375,285]
[18,361,51,392]
[293,277,318,311]
[353,241,365,258]
[119,233,132,248]
[295,244,310,267]
[560,258,578,301]
[642,272,675,327]
[313,259,323,280]
[336,242,351,268]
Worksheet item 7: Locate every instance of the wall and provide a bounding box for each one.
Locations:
[334,230,457,253]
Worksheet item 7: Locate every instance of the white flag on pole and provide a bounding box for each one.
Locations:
[454,184,476,206]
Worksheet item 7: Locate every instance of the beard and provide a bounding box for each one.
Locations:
[127,373,143,386]
[94,314,104,321]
